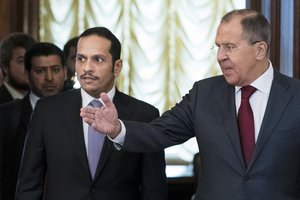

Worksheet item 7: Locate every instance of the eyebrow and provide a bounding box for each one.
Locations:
[77,53,106,59]
[33,65,62,68]
[76,53,86,58]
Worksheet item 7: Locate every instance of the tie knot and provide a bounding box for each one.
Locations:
[89,99,103,108]
[241,85,256,99]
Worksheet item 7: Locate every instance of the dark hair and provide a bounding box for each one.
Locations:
[221,9,271,50]
[24,42,65,71]
[0,33,36,69]
[79,27,121,65]
[63,36,79,57]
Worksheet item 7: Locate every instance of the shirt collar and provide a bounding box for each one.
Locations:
[3,81,27,99]
[81,86,115,107]
[29,91,40,109]
[235,61,274,95]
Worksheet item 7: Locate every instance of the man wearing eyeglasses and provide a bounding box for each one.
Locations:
[81,9,300,200]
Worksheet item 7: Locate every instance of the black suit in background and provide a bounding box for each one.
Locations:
[0,85,14,105]
[0,94,32,200]
[16,89,167,200]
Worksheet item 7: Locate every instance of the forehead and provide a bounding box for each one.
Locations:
[77,35,111,54]
[31,55,62,66]
[11,47,26,57]
[215,16,244,44]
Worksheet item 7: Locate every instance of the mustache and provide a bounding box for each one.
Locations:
[80,72,100,80]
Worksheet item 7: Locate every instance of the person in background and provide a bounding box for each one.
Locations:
[63,36,79,91]
[16,27,167,200]
[81,9,300,200]
[0,68,4,86]
[0,33,36,105]
[0,42,66,200]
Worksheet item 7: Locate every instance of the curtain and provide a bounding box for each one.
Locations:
[40,0,245,164]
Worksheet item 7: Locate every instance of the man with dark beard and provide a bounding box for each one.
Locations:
[0,42,67,200]
[0,33,36,105]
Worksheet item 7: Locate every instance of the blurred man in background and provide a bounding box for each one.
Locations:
[63,36,78,91]
[0,33,36,105]
[0,42,66,200]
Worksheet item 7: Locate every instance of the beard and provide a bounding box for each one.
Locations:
[7,71,30,90]
[8,78,30,90]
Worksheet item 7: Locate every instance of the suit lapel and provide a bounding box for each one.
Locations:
[94,137,112,178]
[65,90,92,178]
[93,89,132,180]
[19,95,33,129]
[216,82,245,167]
[248,72,293,169]
[113,89,132,119]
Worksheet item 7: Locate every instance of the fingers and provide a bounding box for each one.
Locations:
[100,92,113,107]
[80,107,94,117]
[80,107,95,125]
[82,116,93,125]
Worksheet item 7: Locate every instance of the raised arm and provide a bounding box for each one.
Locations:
[80,93,121,138]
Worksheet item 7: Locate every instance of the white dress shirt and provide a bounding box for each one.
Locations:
[235,62,274,142]
[81,87,115,152]
[3,81,26,100]
[29,91,40,109]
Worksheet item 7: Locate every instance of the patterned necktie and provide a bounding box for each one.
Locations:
[238,85,257,167]
[87,99,105,178]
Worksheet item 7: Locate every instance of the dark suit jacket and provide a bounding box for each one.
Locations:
[0,94,33,200]
[15,89,167,200]
[0,85,13,105]
[123,71,300,200]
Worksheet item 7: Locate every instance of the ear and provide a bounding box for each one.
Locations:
[1,65,8,75]
[256,41,268,60]
[113,59,122,77]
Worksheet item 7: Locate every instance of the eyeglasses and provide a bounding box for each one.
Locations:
[211,41,261,55]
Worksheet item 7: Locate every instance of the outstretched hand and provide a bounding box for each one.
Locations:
[80,93,121,138]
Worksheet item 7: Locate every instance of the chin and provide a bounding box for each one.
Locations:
[224,77,237,85]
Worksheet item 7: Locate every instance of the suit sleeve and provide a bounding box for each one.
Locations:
[124,83,197,152]
[15,102,46,200]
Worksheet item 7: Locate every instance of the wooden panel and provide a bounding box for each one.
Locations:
[0,0,39,41]
[246,0,262,12]
[0,0,13,40]
[268,0,281,71]
[23,0,40,40]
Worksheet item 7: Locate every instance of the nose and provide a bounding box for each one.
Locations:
[217,47,228,62]
[83,59,94,72]
[45,69,53,81]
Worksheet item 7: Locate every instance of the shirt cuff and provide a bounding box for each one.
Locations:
[108,119,126,150]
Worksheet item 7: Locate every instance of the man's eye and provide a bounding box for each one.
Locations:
[52,67,61,73]
[17,59,24,64]
[77,57,85,62]
[225,45,235,51]
[34,68,44,74]
[96,58,104,63]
